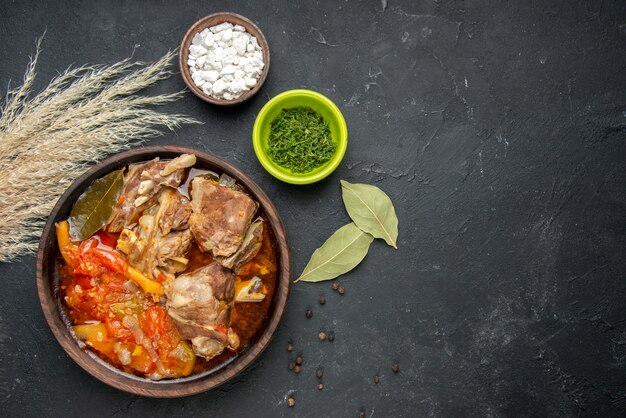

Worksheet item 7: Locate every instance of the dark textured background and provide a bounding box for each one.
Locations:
[1,0,625,416]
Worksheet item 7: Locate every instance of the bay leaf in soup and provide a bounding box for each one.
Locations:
[69,169,124,241]
[340,180,399,248]
[295,222,374,283]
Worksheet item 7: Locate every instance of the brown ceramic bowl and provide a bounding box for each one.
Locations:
[179,12,270,106]
[36,146,290,397]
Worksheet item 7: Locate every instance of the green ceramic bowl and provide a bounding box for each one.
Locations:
[252,89,348,184]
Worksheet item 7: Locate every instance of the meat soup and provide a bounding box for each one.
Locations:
[56,154,277,379]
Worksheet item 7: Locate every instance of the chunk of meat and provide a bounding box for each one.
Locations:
[188,176,258,257]
[155,230,193,275]
[157,188,192,235]
[192,329,239,360]
[216,221,264,272]
[116,189,193,279]
[166,263,233,327]
[107,154,196,232]
[159,153,197,177]
[165,263,239,359]
[117,218,193,280]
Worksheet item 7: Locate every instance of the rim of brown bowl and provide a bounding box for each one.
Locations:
[179,12,270,106]
[36,145,291,397]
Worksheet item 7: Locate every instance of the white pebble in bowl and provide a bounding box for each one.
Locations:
[188,22,265,101]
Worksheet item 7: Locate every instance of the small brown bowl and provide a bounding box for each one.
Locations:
[36,146,291,397]
[179,12,270,106]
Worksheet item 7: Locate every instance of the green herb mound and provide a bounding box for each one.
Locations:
[267,107,336,173]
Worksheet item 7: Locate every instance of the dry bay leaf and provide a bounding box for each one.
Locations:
[340,180,399,248]
[294,223,374,283]
[69,169,124,241]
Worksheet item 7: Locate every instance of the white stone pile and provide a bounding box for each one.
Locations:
[187,22,265,100]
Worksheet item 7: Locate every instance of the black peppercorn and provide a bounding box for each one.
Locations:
[316,367,324,379]
[305,308,313,318]
[327,331,335,342]
[392,363,400,373]
[318,331,327,341]
[338,285,345,295]
[358,409,366,418]
[319,295,326,305]
[317,383,324,390]
[288,362,295,371]
[287,342,294,352]
[295,354,303,365]
[294,365,301,374]
[331,282,339,291]
[373,375,380,384]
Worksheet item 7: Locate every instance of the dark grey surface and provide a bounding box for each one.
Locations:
[1,0,625,416]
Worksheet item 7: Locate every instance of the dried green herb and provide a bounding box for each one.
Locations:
[267,107,335,173]
[294,223,374,283]
[341,180,399,248]
[69,169,124,241]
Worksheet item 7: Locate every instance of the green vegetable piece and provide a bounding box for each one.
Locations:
[267,107,335,173]
[340,180,399,249]
[295,223,374,283]
[69,169,124,241]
